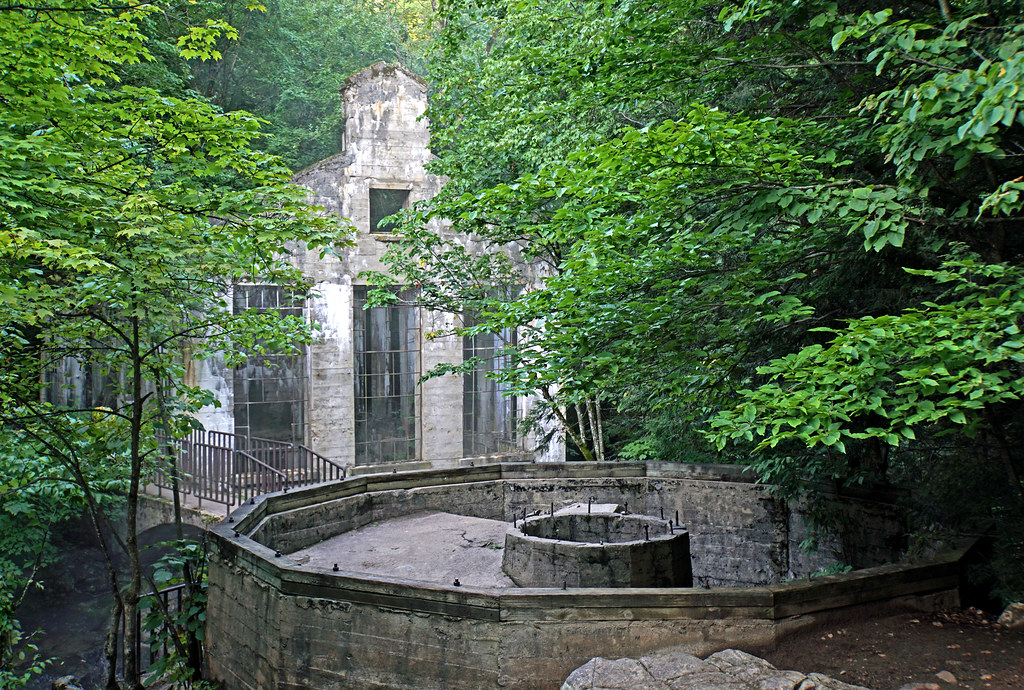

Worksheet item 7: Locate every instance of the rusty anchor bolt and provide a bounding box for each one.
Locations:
[453,579,461,587]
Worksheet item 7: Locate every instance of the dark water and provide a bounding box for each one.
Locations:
[15,523,202,690]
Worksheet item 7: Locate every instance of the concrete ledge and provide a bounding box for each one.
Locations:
[205,462,969,690]
[138,494,223,534]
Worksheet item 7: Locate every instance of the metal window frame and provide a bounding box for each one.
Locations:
[353,286,422,465]
[463,326,519,456]
[231,284,310,446]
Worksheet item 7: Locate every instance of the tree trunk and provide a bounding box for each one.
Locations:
[122,314,144,689]
[542,389,594,461]
[575,403,590,460]
[587,399,603,461]
[154,380,183,540]
[103,600,121,690]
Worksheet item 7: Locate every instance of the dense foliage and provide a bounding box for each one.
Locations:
[0,437,120,687]
[3,2,1023,685]
[182,0,410,170]
[371,0,1024,601]
[0,1,344,686]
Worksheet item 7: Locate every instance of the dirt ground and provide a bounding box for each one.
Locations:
[757,608,1024,690]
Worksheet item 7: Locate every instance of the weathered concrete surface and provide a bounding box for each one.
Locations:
[562,648,871,690]
[191,62,564,470]
[503,511,692,588]
[137,492,223,534]
[204,462,966,690]
[242,462,911,588]
[291,63,459,468]
[248,473,507,554]
[288,511,515,587]
[520,510,671,542]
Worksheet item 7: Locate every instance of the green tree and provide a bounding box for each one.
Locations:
[706,2,1024,490]
[0,434,119,688]
[376,0,1024,596]
[370,0,727,458]
[0,1,342,686]
[182,0,409,170]
[372,0,890,460]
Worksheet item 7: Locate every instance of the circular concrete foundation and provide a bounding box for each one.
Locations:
[518,508,666,542]
[503,508,692,588]
[205,462,970,690]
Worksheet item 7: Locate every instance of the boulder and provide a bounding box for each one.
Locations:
[561,649,872,690]
[997,602,1024,629]
[52,677,85,690]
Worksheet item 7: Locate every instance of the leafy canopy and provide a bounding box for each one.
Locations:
[0,1,346,684]
[377,0,1024,527]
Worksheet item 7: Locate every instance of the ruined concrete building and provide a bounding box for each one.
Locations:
[190,62,562,471]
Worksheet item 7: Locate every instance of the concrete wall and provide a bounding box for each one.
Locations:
[184,356,234,434]
[243,463,906,587]
[291,63,457,467]
[205,462,965,690]
[190,62,563,470]
[137,494,223,534]
[498,470,793,587]
[788,487,909,574]
[502,515,691,588]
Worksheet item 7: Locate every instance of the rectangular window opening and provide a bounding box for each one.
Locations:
[232,285,308,445]
[463,326,518,456]
[354,286,421,464]
[369,188,410,234]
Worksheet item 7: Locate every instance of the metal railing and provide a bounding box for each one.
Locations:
[151,430,345,513]
[133,582,186,680]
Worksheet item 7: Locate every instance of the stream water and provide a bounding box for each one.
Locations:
[15,523,202,690]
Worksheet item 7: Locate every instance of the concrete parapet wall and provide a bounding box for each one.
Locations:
[234,462,908,585]
[206,462,966,690]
